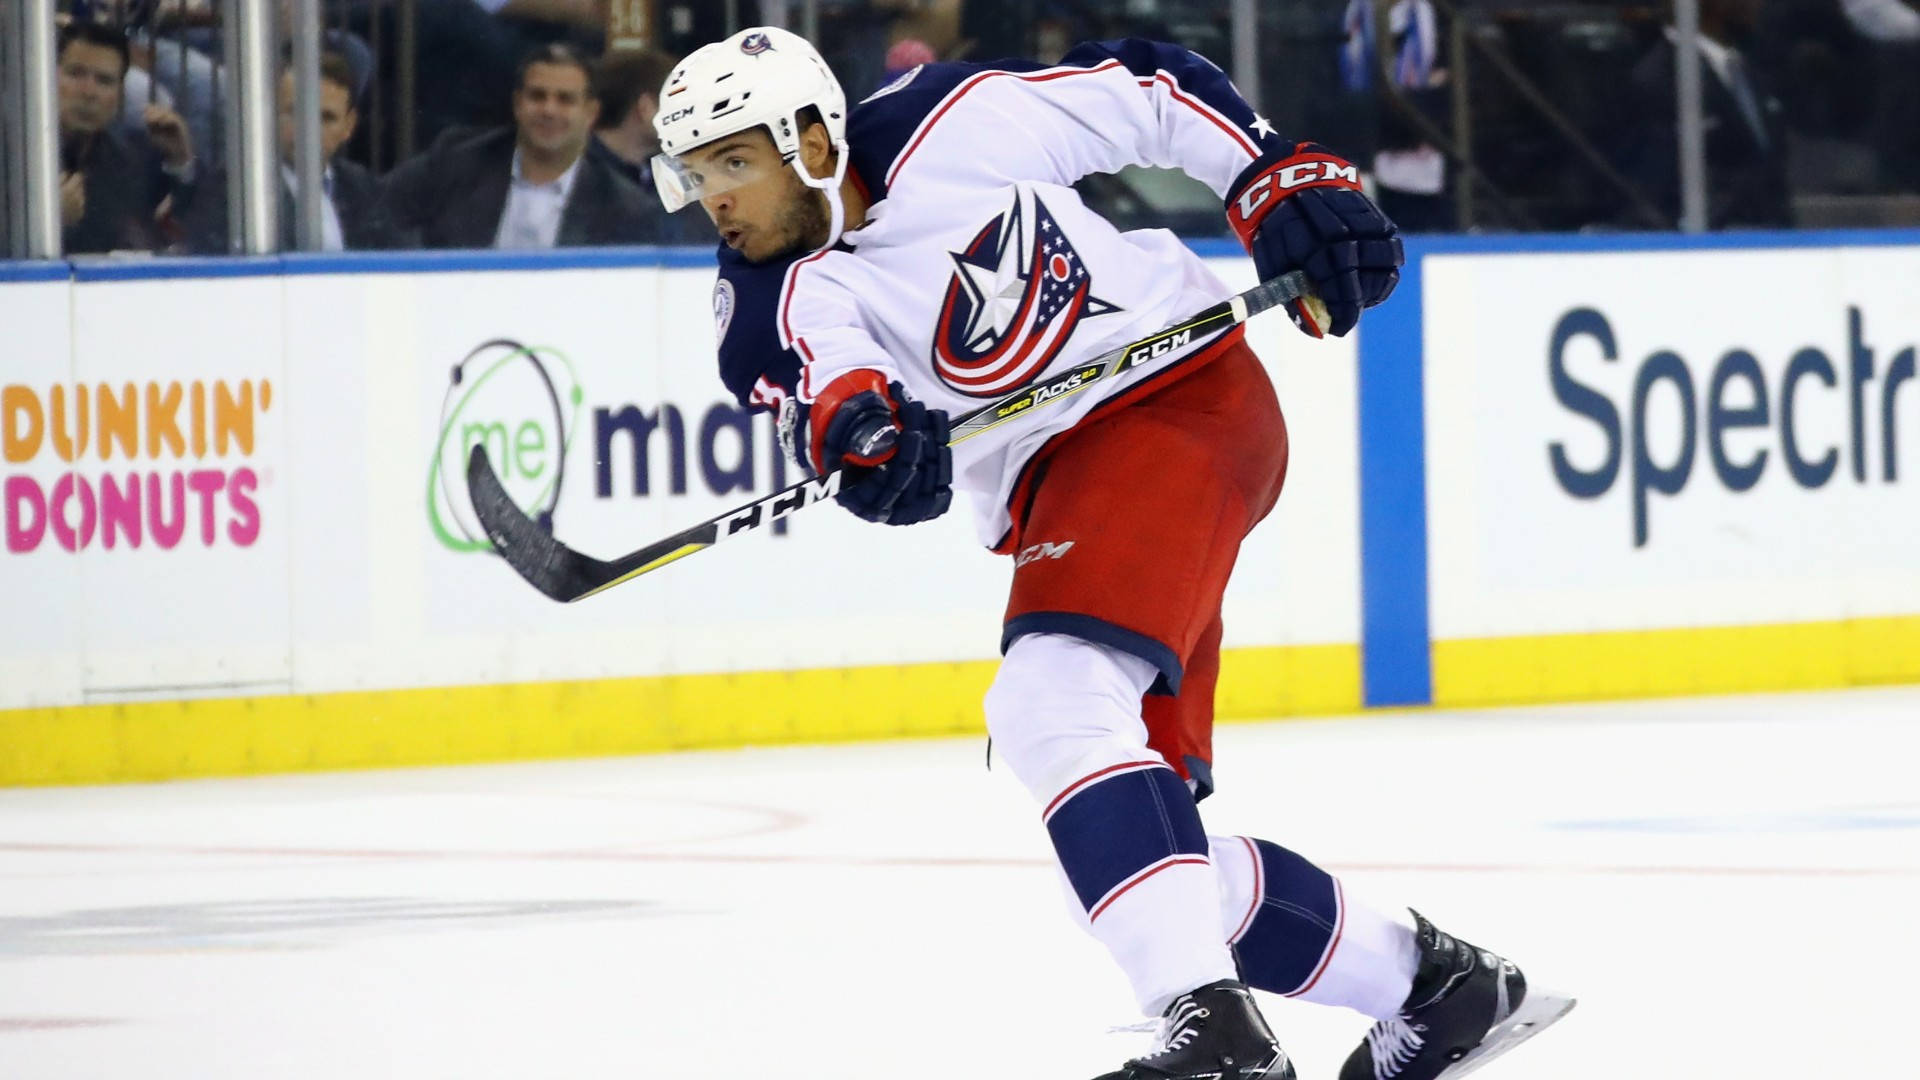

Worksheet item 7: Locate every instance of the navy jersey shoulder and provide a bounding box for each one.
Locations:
[713,242,802,410]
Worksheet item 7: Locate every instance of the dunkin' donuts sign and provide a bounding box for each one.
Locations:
[3,378,273,553]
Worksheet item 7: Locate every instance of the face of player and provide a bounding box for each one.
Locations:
[277,73,358,163]
[57,41,126,136]
[694,125,829,264]
[513,62,598,159]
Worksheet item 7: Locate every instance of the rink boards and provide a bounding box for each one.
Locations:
[3,232,1917,783]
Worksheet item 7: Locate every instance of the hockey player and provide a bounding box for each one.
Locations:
[651,27,1573,1080]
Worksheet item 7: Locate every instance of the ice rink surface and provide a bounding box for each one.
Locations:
[2,686,1915,1079]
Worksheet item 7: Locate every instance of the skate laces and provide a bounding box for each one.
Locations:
[1140,997,1210,1060]
[1365,1014,1427,1078]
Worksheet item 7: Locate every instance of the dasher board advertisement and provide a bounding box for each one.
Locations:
[1423,245,1920,641]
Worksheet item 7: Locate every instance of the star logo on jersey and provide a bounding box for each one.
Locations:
[931,193,1119,398]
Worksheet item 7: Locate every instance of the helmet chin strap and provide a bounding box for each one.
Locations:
[790,140,851,252]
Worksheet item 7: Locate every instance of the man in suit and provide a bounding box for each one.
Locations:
[1620,0,1792,228]
[587,47,673,190]
[56,21,197,254]
[184,52,391,253]
[382,43,654,248]
[588,46,714,244]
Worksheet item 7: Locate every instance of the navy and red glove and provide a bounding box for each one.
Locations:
[809,370,953,526]
[1226,142,1403,338]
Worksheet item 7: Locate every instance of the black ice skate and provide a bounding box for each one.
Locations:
[1338,911,1575,1080]
[1092,980,1296,1080]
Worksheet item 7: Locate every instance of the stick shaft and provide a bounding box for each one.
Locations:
[468,271,1313,602]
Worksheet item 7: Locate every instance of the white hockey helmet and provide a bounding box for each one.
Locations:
[651,27,850,218]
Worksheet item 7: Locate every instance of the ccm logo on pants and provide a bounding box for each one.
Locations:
[1015,540,1076,567]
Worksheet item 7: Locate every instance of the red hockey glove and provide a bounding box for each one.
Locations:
[808,370,953,526]
[1226,142,1403,338]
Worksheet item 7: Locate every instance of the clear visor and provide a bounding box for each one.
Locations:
[651,148,786,213]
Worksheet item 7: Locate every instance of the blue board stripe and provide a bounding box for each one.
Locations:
[69,255,283,281]
[1188,225,1920,260]
[37,244,721,283]
[0,260,71,283]
[1381,225,1920,256]
[1357,248,1432,707]
[277,245,719,275]
[10,227,1919,282]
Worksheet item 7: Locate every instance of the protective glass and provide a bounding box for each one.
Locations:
[652,146,786,213]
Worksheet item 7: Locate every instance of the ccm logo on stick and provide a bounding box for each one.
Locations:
[1547,306,1916,547]
[718,473,839,539]
[1124,329,1194,368]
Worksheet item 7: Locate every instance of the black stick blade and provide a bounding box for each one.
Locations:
[466,443,615,602]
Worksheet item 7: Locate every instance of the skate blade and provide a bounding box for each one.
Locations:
[1435,985,1576,1079]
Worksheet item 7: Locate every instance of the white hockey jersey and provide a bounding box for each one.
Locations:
[710,39,1296,549]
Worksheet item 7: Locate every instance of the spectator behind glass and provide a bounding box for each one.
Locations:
[1796,0,1920,191]
[589,47,714,244]
[1339,0,1453,233]
[381,43,654,248]
[818,0,929,99]
[340,0,614,168]
[117,33,232,184]
[589,47,674,187]
[1615,0,1792,228]
[57,21,196,254]
[180,52,393,253]
[882,38,937,82]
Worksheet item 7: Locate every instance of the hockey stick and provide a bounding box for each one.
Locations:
[466,270,1322,602]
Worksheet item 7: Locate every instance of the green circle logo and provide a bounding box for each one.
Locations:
[428,339,583,554]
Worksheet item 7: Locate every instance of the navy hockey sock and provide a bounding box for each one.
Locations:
[1047,761,1236,1012]
[1223,836,1343,994]
[1216,836,1418,1019]
[1047,762,1211,920]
